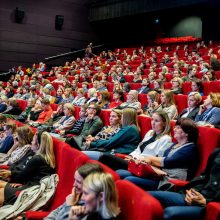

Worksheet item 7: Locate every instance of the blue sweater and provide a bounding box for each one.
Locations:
[90,125,141,154]
[0,135,14,153]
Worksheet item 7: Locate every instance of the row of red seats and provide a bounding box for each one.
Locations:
[9,119,163,220]
[11,103,220,219]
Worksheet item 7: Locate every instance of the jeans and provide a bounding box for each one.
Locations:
[117,169,159,190]
[82,151,103,160]
[149,191,204,220]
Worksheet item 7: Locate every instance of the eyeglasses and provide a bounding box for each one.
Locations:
[88,106,96,109]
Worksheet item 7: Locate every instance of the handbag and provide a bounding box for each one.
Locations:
[128,160,166,179]
[65,135,84,151]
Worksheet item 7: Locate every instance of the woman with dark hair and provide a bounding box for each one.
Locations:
[191,79,204,96]
[108,90,124,109]
[117,118,199,191]
[149,147,220,220]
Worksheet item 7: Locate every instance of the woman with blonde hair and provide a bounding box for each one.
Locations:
[86,88,98,104]
[69,172,120,220]
[0,131,55,206]
[0,126,34,165]
[83,108,140,160]
[195,92,220,126]
[171,77,183,94]
[157,89,178,119]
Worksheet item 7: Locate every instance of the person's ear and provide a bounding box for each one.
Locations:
[98,192,104,202]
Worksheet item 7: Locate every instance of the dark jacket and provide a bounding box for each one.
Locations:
[178,107,200,121]
[184,148,220,203]
[138,86,151,94]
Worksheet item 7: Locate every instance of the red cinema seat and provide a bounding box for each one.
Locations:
[205,202,220,220]
[138,115,152,139]
[163,82,172,89]
[182,82,192,95]
[174,94,188,113]
[130,83,142,90]
[99,110,111,126]
[124,75,134,82]
[116,180,163,220]
[87,160,120,181]
[138,94,148,108]
[17,99,28,111]
[74,106,81,120]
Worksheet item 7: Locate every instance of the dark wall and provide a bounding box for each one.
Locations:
[0,0,99,72]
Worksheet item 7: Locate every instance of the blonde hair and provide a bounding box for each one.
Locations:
[64,103,74,115]
[147,91,159,103]
[161,89,176,106]
[188,92,202,103]
[122,108,139,129]
[83,172,120,218]
[210,93,220,107]
[17,126,34,146]
[88,88,97,97]
[37,132,55,169]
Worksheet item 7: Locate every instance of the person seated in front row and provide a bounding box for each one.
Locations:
[117,118,199,191]
[99,110,171,170]
[149,147,220,220]
[116,90,141,111]
[177,92,202,121]
[195,92,220,126]
[0,132,55,206]
[44,163,104,220]
[69,172,120,220]
[82,108,141,160]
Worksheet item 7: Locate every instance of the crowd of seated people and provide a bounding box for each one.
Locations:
[0,40,220,219]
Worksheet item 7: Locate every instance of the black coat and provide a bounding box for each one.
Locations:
[184,148,220,203]
[178,107,200,121]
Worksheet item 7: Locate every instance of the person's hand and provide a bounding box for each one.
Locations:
[185,189,206,206]
[124,155,133,161]
[9,183,23,188]
[85,140,91,147]
[0,170,11,178]
[66,187,81,206]
[86,135,94,142]
[69,205,86,220]
[199,104,206,114]
[59,130,65,135]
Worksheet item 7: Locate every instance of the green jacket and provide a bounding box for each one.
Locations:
[90,125,141,154]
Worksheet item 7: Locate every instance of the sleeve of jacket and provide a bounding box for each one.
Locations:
[83,118,103,137]
[90,126,139,150]
[207,108,220,125]
[11,155,41,183]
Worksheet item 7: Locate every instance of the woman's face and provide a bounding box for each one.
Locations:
[174,125,188,142]
[73,171,84,194]
[81,186,102,213]
[113,92,120,101]
[151,113,166,134]
[191,82,198,91]
[188,95,198,108]
[31,134,39,152]
[97,94,102,102]
[160,92,167,104]
[109,111,120,126]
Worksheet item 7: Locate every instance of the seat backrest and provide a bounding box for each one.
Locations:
[174,94,188,114]
[48,140,89,210]
[116,180,163,220]
[196,127,220,175]
[17,99,28,111]
[137,115,152,139]
[87,159,120,181]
